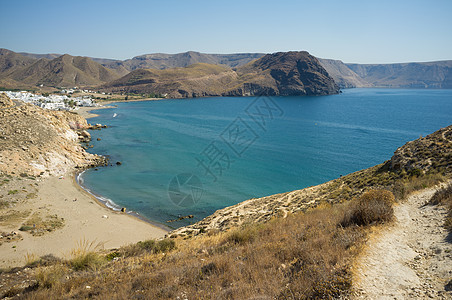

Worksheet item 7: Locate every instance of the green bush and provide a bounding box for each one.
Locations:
[19,225,33,231]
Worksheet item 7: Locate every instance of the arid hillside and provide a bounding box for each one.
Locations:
[101,51,340,98]
[0,50,122,89]
[0,93,104,177]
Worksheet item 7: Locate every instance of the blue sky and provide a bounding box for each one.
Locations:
[1,0,451,63]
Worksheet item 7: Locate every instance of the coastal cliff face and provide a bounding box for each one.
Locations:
[317,58,372,88]
[0,93,104,177]
[101,51,340,98]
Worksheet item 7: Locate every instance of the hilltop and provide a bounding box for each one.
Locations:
[92,51,265,72]
[101,51,340,97]
[0,50,122,89]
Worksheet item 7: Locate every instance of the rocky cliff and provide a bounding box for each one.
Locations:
[236,51,340,96]
[0,93,104,176]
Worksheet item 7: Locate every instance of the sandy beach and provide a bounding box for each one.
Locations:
[0,171,168,268]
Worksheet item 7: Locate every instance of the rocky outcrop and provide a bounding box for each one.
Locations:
[235,51,340,96]
[0,95,105,176]
[388,125,452,175]
[0,93,14,109]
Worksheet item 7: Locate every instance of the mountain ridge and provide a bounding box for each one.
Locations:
[2,48,452,91]
[0,51,122,87]
[346,61,452,88]
[101,51,340,98]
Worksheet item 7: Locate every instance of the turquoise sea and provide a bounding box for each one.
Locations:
[79,89,452,228]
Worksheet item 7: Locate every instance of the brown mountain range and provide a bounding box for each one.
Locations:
[0,50,121,88]
[3,48,451,93]
[101,51,340,98]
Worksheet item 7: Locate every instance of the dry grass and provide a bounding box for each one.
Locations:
[69,239,106,271]
[119,238,176,258]
[20,201,378,299]
[428,183,452,232]
[341,190,395,227]
[2,137,448,298]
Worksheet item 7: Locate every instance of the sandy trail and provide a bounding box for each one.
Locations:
[353,185,452,299]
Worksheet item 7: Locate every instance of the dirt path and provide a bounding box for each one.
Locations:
[353,185,452,299]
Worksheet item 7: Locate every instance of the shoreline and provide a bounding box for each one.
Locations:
[75,97,164,119]
[74,170,171,232]
[0,171,168,269]
[74,99,174,231]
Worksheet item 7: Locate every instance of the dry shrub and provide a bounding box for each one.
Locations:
[429,183,452,205]
[389,173,444,201]
[35,265,68,288]
[341,190,395,227]
[121,238,176,257]
[224,224,260,245]
[25,204,366,299]
[428,183,452,232]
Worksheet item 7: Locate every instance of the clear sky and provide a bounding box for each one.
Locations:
[1,0,451,63]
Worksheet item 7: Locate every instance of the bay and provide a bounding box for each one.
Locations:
[80,88,452,228]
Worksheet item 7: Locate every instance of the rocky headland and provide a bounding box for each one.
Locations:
[0,93,105,177]
[101,51,340,98]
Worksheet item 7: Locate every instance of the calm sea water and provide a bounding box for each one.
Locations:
[80,89,452,228]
